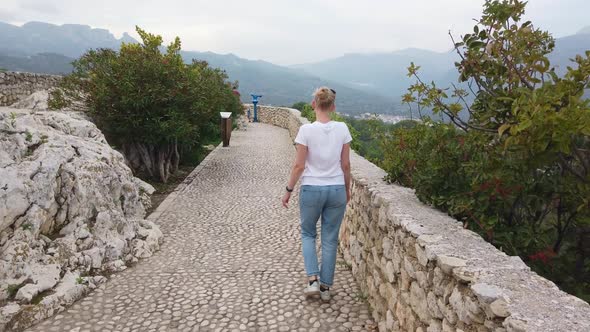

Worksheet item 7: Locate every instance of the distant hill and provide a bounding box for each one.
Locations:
[292,48,457,99]
[294,33,590,101]
[0,21,401,115]
[0,21,137,58]
[0,53,73,74]
[1,20,588,115]
[181,51,400,115]
[551,33,590,74]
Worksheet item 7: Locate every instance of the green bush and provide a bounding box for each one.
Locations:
[386,0,590,301]
[50,27,242,182]
[291,101,308,112]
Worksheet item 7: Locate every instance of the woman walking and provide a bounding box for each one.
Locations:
[282,87,352,302]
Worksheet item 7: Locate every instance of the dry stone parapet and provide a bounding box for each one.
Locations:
[256,104,590,332]
[0,72,61,107]
[0,103,162,331]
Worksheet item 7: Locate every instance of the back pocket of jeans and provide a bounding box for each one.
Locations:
[326,187,346,208]
[300,189,321,207]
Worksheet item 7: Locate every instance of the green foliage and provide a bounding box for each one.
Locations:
[47,89,67,111]
[49,27,242,182]
[346,117,418,164]
[353,291,369,303]
[291,101,308,112]
[390,0,590,301]
[299,103,315,122]
[9,112,16,128]
[6,284,21,298]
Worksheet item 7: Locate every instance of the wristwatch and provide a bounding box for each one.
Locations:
[285,186,294,193]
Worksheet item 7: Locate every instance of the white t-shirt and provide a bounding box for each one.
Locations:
[294,121,352,186]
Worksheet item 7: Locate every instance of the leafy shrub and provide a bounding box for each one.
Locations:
[50,27,242,182]
[346,117,417,164]
[386,0,590,301]
[291,101,308,112]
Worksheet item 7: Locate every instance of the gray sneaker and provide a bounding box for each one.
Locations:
[320,288,331,302]
[304,281,320,298]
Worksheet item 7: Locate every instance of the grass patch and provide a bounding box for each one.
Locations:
[336,260,353,270]
[7,284,23,298]
[353,291,369,303]
[31,289,55,305]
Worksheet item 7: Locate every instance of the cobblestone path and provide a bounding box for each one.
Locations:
[27,123,374,332]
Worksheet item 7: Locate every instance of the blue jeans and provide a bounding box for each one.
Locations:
[299,185,347,287]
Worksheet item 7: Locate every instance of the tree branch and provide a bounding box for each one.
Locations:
[502,53,534,90]
[559,154,590,183]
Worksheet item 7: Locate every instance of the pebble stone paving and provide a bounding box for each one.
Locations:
[26,123,375,332]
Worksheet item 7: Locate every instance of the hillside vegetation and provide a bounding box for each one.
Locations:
[375,0,590,301]
[0,52,73,74]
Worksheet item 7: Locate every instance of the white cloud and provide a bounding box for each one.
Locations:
[1,0,588,65]
[19,1,60,15]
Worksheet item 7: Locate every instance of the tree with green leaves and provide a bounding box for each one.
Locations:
[50,27,242,182]
[389,0,590,300]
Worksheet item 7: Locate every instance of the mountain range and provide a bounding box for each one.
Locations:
[0,21,399,115]
[294,27,590,100]
[1,21,589,116]
[179,51,400,114]
[292,48,457,100]
[0,21,136,58]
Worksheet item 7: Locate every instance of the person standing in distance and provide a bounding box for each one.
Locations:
[282,87,352,302]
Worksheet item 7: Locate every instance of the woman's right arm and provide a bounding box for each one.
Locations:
[341,143,351,203]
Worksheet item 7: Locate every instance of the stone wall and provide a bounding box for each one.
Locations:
[243,104,305,137]
[255,104,590,332]
[0,71,61,106]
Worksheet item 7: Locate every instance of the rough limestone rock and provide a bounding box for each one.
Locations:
[0,104,162,330]
[10,91,51,111]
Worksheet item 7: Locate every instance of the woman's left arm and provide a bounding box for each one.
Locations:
[282,144,307,208]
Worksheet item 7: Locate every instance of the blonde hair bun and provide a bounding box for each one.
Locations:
[313,87,336,110]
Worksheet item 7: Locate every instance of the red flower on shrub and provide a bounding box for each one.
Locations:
[457,136,465,147]
[529,248,557,265]
[478,181,492,191]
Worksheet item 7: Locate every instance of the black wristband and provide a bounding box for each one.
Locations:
[286,186,294,192]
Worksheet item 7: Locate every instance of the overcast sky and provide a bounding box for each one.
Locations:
[1,0,588,65]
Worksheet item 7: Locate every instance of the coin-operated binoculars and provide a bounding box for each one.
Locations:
[250,94,263,122]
